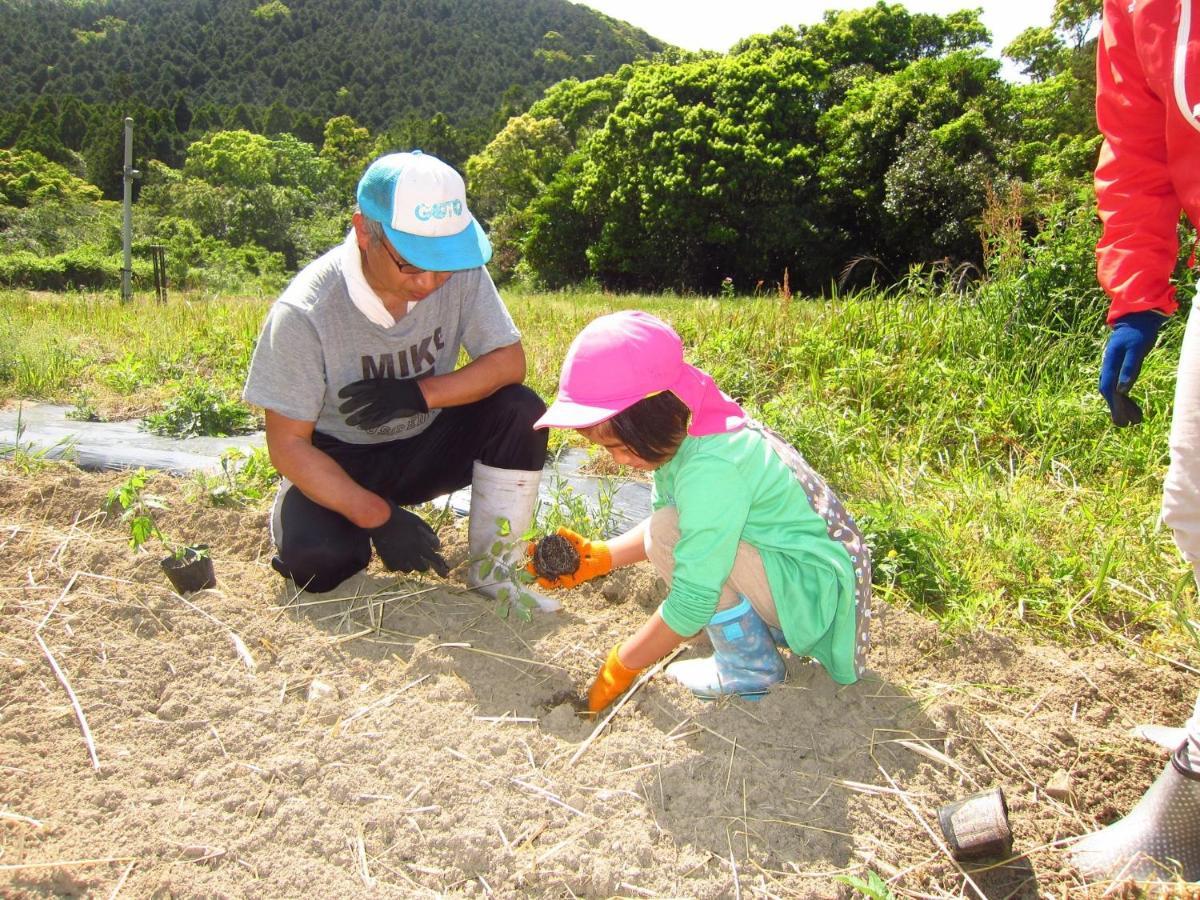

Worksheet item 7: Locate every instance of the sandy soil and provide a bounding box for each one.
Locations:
[1,461,1197,898]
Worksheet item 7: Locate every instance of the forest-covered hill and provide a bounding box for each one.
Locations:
[0,0,667,127]
[2,1,1121,299]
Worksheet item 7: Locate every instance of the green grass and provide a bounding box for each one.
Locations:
[0,290,264,409]
[502,282,1194,653]
[1,282,1195,655]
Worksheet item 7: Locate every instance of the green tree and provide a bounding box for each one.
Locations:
[1004,26,1067,82]
[381,112,474,170]
[253,0,292,22]
[319,115,373,193]
[169,93,193,136]
[262,100,293,136]
[291,111,325,147]
[527,69,634,141]
[57,97,89,151]
[14,97,71,166]
[82,121,125,199]
[795,2,989,75]
[522,151,596,288]
[465,113,572,282]
[146,129,334,266]
[227,103,260,133]
[1002,0,1101,184]
[1004,72,1100,184]
[184,130,276,188]
[270,132,335,194]
[542,48,827,292]
[465,114,570,224]
[881,120,995,263]
[0,148,102,207]
[817,51,1010,275]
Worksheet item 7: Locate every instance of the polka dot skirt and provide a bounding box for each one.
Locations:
[749,421,872,679]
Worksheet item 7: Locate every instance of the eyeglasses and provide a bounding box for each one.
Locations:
[379,239,444,277]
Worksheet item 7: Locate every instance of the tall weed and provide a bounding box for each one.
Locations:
[0,291,267,410]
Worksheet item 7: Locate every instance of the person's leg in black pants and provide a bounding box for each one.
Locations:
[270,486,372,592]
[271,385,547,592]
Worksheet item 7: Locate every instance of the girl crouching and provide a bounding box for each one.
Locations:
[531,311,872,715]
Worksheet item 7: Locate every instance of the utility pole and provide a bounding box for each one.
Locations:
[120,117,139,302]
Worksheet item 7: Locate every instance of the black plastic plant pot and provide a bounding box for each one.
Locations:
[937,787,1012,861]
[161,545,216,594]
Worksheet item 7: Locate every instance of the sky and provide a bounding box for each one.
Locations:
[573,0,1056,78]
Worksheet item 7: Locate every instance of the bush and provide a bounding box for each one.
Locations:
[999,191,1106,335]
[136,218,288,294]
[0,245,149,290]
[0,148,102,207]
[0,198,119,255]
[141,381,258,438]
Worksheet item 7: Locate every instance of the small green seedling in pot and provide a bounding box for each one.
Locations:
[105,469,216,592]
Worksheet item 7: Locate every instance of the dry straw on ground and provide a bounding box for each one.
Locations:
[1,462,1197,898]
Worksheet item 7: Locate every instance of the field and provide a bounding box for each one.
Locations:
[1,287,1198,897]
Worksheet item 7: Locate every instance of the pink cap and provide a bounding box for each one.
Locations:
[534,311,746,436]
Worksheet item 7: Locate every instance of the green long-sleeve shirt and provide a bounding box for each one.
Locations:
[652,427,860,684]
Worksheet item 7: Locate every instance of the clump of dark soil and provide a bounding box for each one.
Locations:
[530,533,580,580]
[0,460,1195,898]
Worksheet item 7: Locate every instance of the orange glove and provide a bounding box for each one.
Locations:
[525,527,612,589]
[587,644,643,716]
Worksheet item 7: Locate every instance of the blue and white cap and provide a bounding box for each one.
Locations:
[356,150,492,271]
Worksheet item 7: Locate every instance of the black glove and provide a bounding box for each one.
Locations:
[367,500,449,577]
[338,377,428,429]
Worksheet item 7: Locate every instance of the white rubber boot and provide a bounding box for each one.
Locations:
[1071,742,1200,884]
[467,461,560,613]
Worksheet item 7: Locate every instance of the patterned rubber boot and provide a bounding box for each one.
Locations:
[665,596,785,700]
[1070,742,1200,884]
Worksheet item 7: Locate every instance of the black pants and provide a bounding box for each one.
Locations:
[272,384,547,592]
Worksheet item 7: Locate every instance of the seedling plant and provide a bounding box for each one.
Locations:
[189,446,278,507]
[105,467,206,562]
[473,516,539,622]
[534,472,619,539]
[2,403,77,473]
[65,390,102,422]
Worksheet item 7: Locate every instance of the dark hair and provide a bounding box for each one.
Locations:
[607,390,690,464]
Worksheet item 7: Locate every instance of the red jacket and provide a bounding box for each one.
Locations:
[1096,0,1200,324]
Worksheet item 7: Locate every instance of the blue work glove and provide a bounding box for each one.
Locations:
[367,500,449,577]
[1099,311,1166,427]
[338,377,428,429]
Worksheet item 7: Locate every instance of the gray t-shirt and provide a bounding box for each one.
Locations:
[243,245,521,444]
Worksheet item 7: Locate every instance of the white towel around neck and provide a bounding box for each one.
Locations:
[340,229,413,328]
